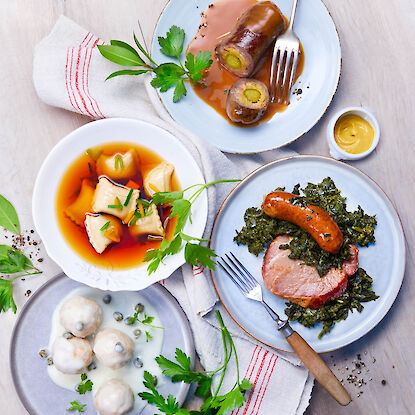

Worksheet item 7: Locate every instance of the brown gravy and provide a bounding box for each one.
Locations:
[56,142,179,269]
[187,0,304,126]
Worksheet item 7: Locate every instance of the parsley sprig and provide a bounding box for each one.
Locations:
[97,26,213,102]
[139,310,252,415]
[144,179,240,274]
[76,373,93,395]
[66,401,86,413]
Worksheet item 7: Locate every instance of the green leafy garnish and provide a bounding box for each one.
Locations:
[114,154,124,169]
[145,331,153,342]
[0,279,17,313]
[144,180,240,274]
[77,373,93,395]
[124,189,134,206]
[67,401,86,413]
[0,194,20,234]
[97,26,213,103]
[139,311,252,415]
[99,221,111,232]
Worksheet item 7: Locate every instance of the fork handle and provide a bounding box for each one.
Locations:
[286,332,351,406]
[288,0,299,30]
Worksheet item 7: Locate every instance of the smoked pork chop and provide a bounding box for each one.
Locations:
[262,235,359,308]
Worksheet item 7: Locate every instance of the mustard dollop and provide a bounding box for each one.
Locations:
[334,114,374,154]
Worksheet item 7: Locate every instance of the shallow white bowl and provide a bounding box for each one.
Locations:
[32,118,208,291]
[327,107,380,160]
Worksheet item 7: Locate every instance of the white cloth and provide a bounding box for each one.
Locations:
[33,16,313,415]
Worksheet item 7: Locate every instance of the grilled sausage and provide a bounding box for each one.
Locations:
[262,191,344,253]
[215,2,286,77]
[226,78,269,124]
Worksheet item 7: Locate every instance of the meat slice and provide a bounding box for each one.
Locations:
[262,235,359,309]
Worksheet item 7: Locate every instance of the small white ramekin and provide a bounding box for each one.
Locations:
[327,107,380,160]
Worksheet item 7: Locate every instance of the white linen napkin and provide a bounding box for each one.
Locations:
[33,16,313,415]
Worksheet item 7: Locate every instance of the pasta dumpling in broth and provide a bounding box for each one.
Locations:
[92,177,139,221]
[144,162,174,197]
[85,213,123,254]
[129,205,164,237]
[65,179,95,226]
[96,149,139,180]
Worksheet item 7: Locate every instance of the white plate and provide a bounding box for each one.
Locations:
[10,274,194,415]
[152,0,341,154]
[210,156,406,353]
[32,118,208,291]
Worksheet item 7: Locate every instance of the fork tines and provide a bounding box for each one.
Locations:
[270,47,299,105]
[217,253,259,294]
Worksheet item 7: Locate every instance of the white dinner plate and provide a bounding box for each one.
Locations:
[32,118,208,291]
[210,156,406,353]
[10,274,194,415]
[152,0,341,154]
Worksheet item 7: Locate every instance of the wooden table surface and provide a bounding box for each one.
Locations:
[1,1,414,414]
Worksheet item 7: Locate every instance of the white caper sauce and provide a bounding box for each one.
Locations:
[47,286,164,415]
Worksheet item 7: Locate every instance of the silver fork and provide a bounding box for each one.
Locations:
[269,0,300,104]
[217,252,351,406]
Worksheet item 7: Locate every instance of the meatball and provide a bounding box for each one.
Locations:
[226,79,270,124]
[60,296,103,338]
[52,336,93,374]
[94,379,134,415]
[93,329,134,369]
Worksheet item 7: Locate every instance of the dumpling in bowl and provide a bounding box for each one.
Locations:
[96,149,139,180]
[52,336,93,374]
[85,214,123,254]
[144,162,174,197]
[92,177,139,221]
[94,379,134,415]
[60,295,103,337]
[129,205,164,237]
[65,179,95,226]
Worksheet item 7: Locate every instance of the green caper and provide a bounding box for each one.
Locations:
[113,311,123,322]
[134,303,144,313]
[133,329,141,338]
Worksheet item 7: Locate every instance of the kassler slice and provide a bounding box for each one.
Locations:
[262,235,359,309]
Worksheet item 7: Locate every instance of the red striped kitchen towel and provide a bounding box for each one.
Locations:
[33,16,313,415]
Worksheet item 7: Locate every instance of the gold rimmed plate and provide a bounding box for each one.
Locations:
[210,156,405,353]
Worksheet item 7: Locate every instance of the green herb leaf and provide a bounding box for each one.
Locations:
[210,387,248,415]
[170,199,191,232]
[67,400,86,413]
[184,243,217,270]
[151,63,186,93]
[124,189,134,206]
[0,245,33,274]
[106,69,150,80]
[185,51,213,84]
[152,191,184,205]
[145,331,153,342]
[110,40,143,60]
[0,195,20,234]
[173,79,187,103]
[0,279,16,313]
[77,373,93,395]
[134,33,158,66]
[158,25,185,58]
[97,44,145,67]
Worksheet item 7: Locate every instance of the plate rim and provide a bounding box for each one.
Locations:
[32,117,208,291]
[151,0,342,154]
[209,155,406,353]
[9,273,195,415]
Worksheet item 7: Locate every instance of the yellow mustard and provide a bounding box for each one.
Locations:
[334,114,374,154]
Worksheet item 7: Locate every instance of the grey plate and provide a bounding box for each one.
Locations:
[10,273,194,415]
[210,156,406,353]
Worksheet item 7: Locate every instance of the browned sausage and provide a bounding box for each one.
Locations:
[215,2,286,77]
[262,191,344,253]
[226,78,269,124]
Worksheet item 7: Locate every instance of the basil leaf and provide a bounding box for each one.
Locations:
[106,69,149,80]
[97,44,145,67]
[0,195,20,234]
